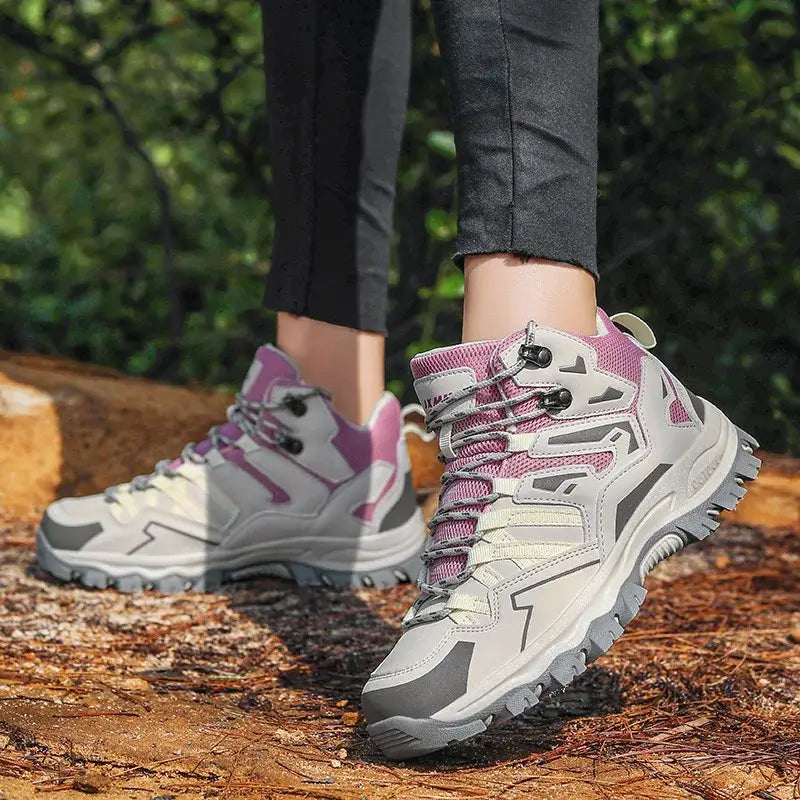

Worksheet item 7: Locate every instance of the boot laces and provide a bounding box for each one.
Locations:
[407,325,563,628]
[104,387,329,504]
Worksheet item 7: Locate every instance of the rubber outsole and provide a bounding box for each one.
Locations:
[35,533,423,593]
[366,426,761,760]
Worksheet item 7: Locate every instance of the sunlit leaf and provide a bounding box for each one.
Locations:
[426,130,456,160]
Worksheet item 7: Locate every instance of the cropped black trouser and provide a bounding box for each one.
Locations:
[261,0,599,333]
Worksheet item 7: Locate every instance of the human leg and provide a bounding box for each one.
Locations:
[432,0,599,339]
[362,0,760,758]
[36,0,425,593]
[263,0,412,424]
[462,256,597,341]
[277,314,386,427]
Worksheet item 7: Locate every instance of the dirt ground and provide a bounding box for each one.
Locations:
[0,351,798,799]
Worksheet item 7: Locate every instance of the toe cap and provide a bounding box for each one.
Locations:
[40,503,103,551]
[361,640,474,724]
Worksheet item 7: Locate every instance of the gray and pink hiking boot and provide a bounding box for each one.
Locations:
[362,310,760,759]
[36,347,425,592]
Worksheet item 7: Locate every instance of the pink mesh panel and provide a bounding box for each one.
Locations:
[501,451,614,478]
[505,398,559,435]
[669,397,692,424]
[411,341,495,383]
[661,370,692,425]
[579,309,644,385]
[494,359,558,433]
[427,382,504,583]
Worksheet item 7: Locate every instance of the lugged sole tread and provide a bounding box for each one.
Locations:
[367,427,761,760]
[36,533,422,593]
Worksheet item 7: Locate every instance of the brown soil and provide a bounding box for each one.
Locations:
[1,351,798,799]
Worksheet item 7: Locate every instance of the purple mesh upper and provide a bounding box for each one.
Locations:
[579,309,645,384]
[669,397,692,424]
[662,370,693,425]
[412,311,645,584]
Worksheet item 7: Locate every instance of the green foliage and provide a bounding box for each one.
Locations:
[426,130,456,160]
[0,0,798,452]
[0,0,270,387]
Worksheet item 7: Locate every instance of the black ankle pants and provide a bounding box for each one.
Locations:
[261,0,599,333]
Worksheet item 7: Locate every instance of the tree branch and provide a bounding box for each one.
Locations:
[0,13,184,367]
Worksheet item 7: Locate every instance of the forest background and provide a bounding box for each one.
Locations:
[1,0,798,453]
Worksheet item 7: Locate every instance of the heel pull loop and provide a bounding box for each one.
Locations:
[610,312,657,350]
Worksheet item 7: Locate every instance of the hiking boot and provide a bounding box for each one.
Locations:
[362,310,759,759]
[37,346,425,592]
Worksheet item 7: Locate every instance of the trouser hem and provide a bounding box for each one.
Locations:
[264,264,389,334]
[453,242,598,280]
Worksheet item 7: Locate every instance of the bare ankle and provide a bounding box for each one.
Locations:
[462,254,597,341]
[276,313,385,426]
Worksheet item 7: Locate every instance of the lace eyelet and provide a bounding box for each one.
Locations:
[542,388,572,410]
[519,344,552,368]
[284,395,307,416]
[280,436,304,455]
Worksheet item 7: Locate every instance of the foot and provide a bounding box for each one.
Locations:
[37,346,425,592]
[362,309,760,759]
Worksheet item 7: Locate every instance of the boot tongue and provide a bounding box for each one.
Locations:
[411,340,507,585]
[241,345,300,402]
[410,341,496,410]
[410,330,535,436]
[410,328,549,590]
